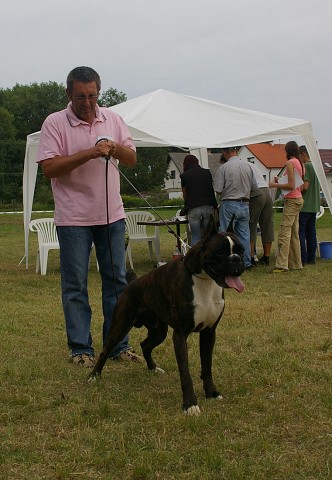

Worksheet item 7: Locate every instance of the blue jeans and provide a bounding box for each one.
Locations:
[188,205,215,245]
[220,201,251,267]
[299,211,317,264]
[57,220,130,358]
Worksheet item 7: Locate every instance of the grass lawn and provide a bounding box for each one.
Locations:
[1,209,332,480]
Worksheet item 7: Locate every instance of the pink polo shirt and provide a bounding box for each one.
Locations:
[37,103,136,226]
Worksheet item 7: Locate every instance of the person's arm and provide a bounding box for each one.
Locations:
[213,167,224,195]
[269,161,295,190]
[250,169,258,192]
[302,180,309,193]
[302,166,310,193]
[182,186,187,201]
[41,140,136,179]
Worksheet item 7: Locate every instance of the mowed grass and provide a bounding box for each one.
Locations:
[0,210,332,480]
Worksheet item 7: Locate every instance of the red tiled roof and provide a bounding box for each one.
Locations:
[245,143,286,168]
[319,149,332,173]
[245,143,332,173]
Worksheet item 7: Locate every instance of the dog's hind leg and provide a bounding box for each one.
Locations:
[88,299,137,382]
[199,328,223,400]
[172,330,200,415]
[140,321,168,372]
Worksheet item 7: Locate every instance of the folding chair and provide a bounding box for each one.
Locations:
[125,211,161,269]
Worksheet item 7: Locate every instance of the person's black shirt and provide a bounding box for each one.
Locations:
[180,165,217,211]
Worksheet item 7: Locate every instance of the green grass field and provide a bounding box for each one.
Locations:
[1,210,332,480]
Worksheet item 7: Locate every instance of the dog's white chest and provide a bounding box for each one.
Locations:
[192,273,225,329]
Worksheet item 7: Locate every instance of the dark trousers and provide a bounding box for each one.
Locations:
[299,212,317,264]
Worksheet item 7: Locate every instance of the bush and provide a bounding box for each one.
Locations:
[122,193,184,209]
[122,195,147,209]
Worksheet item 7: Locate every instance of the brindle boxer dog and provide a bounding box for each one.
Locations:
[88,216,245,415]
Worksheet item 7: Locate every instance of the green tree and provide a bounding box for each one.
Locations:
[120,147,169,195]
[0,82,128,206]
[0,106,16,139]
[0,82,67,140]
[0,139,25,205]
[99,87,126,107]
[0,107,23,205]
[0,81,169,206]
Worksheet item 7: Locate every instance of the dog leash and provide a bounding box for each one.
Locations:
[106,154,191,256]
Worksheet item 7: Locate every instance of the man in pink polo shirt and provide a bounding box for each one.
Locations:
[37,66,143,367]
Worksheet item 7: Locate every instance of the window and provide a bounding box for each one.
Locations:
[170,170,176,179]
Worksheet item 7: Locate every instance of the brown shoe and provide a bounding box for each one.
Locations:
[70,353,95,368]
[114,350,144,363]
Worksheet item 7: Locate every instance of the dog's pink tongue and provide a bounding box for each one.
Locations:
[225,276,245,293]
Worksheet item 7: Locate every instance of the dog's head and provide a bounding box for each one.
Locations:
[184,215,245,293]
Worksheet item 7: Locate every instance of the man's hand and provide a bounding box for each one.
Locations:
[95,139,116,159]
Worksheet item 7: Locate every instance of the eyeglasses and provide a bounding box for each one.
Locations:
[74,94,99,101]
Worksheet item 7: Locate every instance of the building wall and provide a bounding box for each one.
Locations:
[325,173,332,198]
[164,159,182,196]
[237,147,282,182]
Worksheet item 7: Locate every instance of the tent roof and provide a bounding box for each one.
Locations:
[110,89,313,149]
[23,88,332,270]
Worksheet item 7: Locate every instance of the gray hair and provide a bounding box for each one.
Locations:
[66,66,101,93]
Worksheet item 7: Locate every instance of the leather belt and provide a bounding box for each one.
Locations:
[225,198,249,203]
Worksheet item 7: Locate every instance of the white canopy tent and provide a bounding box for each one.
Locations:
[23,89,331,268]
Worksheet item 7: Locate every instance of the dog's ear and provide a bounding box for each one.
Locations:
[201,214,218,244]
[217,214,235,234]
[184,245,203,273]
[226,214,235,234]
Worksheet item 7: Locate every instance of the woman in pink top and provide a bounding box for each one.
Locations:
[269,141,304,272]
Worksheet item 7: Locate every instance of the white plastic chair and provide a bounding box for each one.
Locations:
[125,211,161,269]
[316,205,325,220]
[29,218,59,275]
[175,208,192,247]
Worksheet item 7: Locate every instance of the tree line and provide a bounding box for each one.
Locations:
[0,82,169,208]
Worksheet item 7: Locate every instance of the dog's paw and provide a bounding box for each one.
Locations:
[184,405,201,416]
[87,374,99,384]
[149,366,166,374]
[206,391,224,401]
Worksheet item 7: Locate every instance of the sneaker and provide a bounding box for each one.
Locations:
[245,265,255,271]
[251,257,258,266]
[272,268,288,273]
[258,256,270,266]
[113,350,144,363]
[70,353,95,368]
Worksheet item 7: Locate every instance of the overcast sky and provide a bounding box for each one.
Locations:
[1,0,331,147]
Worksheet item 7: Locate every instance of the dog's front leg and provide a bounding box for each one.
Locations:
[172,330,200,415]
[199,328,223,400]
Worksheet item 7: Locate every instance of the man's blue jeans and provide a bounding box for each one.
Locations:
[299,211,317,264]
[220,201,251,267]
[188,205,215,245]
[57,220,129,357]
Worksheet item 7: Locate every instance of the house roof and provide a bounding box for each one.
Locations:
[319,149,332,174]
[243,143,332,173]
[168,152,222,178]
[169,145,332,176]
[243,143,287,169]
[168,152,185,173]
